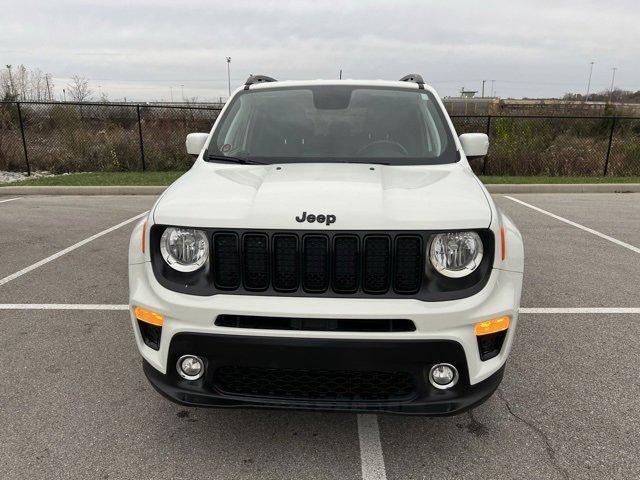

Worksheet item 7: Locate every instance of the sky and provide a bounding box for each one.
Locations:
[1,0,638,102]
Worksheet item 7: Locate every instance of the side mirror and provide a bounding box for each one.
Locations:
[459,133,489,160]
[185,133,209,156]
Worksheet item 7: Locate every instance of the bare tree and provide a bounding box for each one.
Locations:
[1,64,55,101]
[1,65,16,100]
[67,75,93,102]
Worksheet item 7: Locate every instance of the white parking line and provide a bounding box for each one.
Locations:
[0,304,638,314]
[520,307,640,314]
[0,211,148,287]
[504,195,640,254]
[357,414,387,480]
[0,304,129,310]
[0,197,22,204]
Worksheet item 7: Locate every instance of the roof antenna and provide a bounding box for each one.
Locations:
[339,69,342,80]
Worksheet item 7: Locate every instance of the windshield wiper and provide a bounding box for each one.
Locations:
[206,154,267,165]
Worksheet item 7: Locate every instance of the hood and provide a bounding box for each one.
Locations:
[153,161,492,230]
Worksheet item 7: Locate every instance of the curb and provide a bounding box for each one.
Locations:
[0,186,166,195]
[484,183,640,193]
[0,184,639,195]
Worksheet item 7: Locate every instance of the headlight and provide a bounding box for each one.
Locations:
[429,231,483,278]
[160,227,209,272]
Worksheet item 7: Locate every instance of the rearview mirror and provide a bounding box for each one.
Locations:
[186,133,209,156]
[459,133,489,160]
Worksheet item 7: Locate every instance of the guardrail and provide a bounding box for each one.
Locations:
[1,101,639,176]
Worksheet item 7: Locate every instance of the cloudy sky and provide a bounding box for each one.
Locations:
[1,0,638,102]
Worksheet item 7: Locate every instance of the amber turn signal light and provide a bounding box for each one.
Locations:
[134,306,164,327]
[474,316,510,336]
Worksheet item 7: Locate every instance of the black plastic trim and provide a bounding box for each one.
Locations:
[142,333,505,415]
[214,315,416,332]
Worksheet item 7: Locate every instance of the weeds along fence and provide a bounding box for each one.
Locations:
[0,101,221,173]
[1,101,640,176]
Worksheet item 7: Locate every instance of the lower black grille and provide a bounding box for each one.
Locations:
[137,320,161,350]
[213,366,416,401]
[215,315,416,332]
[477,330,507,361]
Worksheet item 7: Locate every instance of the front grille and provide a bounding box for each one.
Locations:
[212,231,424,296]
[215,315,416,332]
[213,366,416,402]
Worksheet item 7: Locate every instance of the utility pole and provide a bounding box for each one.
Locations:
[481,80,486,98]
[609,67,617,104]
[45,74,52,101]
[585,61,595,101]
[226,57,232,97]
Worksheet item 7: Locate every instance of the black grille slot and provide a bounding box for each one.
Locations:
[137,320,161,350]
[363,236,391,293]
[213,233,241,289]
[214,366,416,402]
[215,315,416,332]
[394,236,423,293]
[273,235,299,291]
[243,234,269,290]
[333,236,359,293]
[477,330,507,361]
[302,235,329,292]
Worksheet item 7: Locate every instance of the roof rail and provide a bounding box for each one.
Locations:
[244,75,277,90]
[399,74,425,89]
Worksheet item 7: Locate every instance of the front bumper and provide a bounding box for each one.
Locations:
[143,333,505,415]
[130,258,522,384]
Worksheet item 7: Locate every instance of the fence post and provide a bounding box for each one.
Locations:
[603,116,616,176]
[16,102,31,176]
[482,115,491,174]
[136,104,146,171]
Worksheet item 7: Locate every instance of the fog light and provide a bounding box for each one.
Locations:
[177,355,204,380]
[429,363,459,390]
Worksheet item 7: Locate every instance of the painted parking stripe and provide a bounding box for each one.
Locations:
[357,414,387,480]
[0,304,638,314]
[504,195,640,254]
[0,304,130,310]
[519,307,640,314]
[0,211,148,287]
[0,197,22,204]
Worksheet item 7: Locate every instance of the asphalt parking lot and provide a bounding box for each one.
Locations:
[1,193,639,480]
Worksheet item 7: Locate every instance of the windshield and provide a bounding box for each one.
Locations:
[208,85,458,165]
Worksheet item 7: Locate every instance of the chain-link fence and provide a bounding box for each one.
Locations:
[1,101,639,176]
[0,101,221,174]
[451,115,640,176]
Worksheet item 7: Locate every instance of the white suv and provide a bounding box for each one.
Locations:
[128,74,524,415]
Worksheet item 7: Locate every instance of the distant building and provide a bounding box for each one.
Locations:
[460,88,478,98]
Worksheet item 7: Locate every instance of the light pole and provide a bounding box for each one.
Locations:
[585,61,595,101]
[609,67,617,104]
[226,57,232,97]
[180,84,185,101]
